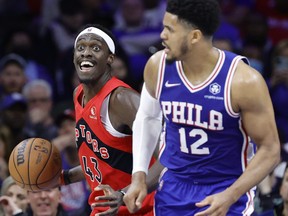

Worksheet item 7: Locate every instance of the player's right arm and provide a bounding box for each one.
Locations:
[124,51,164,213]
[57,87,85,186]
[59,165,85,186]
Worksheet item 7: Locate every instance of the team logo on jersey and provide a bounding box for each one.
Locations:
[90,106,97,119]
[209,82,221,95]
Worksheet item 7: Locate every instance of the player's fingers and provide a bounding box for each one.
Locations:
[95,207,118,216]
[95,184,111,191]
[92,200,118,208]
[95,195,116,201]
[195,197,211,207]
[195,203,224,216]
[95,184,114,197]
[194,207,213,216]
[123,194,139,213]
[135,191,147,209]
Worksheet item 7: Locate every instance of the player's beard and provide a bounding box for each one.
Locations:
[166,38,189,64]
[79,78,95,85]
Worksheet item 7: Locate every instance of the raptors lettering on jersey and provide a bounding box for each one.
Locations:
[75,124,109,159]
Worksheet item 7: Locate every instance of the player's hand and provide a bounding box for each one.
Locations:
[123,171,147,213]
[194,189,236,216]
[92,184,124,216]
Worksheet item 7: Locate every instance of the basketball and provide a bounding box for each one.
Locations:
[8,138,62,192]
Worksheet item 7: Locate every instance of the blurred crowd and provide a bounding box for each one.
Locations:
[0,0,288,215]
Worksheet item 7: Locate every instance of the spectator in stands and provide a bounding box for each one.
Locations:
[143,0,166,28]
[22,79,58,141]
[274,163,288,215]
[241,12,272,78]
[112,0,162,89]
[81,0,115,29]
[1,28,54,88]
[4,187,68,216]
[25,188,67,216]
[213,38,234,52]
[38,0,84,60]
[0,125,11,182]
[0,53,27,100]
[255,0,288,45]
[267,39,288,144]
[0,176,28,216]
[0,93,28,151]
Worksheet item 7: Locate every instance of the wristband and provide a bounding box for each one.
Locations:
[118,189,126,196]
[118,190,126,206]
[60,170,71,185]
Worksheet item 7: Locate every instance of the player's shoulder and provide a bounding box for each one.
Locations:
[146,50,165,68]
[233,60,265,86]
[144,50,165,89]
[113,86,139,98]
[111,86,140,108]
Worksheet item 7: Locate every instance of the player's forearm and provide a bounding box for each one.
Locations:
[132,84,163,175]
[118,160,164,196]
[146,160,164,193]
[225,144,280,202]
[61,165,85,185]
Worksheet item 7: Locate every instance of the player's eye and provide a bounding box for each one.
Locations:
[92,46,100,52]
[77,45,84,51]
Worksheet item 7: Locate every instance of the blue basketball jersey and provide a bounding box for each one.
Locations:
[156,49,254,184]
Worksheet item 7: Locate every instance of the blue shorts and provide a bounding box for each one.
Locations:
[154,169,255,216]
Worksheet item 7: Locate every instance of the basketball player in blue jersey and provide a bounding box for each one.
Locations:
[123,0,281,215]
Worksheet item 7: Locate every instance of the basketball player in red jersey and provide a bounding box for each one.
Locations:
[58,24,161,216]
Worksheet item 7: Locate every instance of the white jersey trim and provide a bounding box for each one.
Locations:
[177,49,225,93]
[158,122,166,159]
[155,51,167,100]
[242,187,255,216]
[224,56,243,118]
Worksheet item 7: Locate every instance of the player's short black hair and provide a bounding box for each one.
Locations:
[79,24,117,54]
[166,0,221,36]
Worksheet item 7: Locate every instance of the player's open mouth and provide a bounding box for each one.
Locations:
[162,42,170,52]
[80,61,95,72]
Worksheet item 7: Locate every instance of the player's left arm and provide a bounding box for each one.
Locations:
[195,61,281,216]
[225,61,280,201]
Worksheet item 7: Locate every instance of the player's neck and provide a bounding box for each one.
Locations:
[82,74,112,105]
[181,47,219,82]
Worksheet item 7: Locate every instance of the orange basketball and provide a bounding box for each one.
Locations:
[8,138,62,192]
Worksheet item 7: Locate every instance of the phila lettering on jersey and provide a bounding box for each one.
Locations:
[156,49,254,184]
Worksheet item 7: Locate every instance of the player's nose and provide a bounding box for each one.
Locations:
[81,47,92,58]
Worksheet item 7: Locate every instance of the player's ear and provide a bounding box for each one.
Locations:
[107,54,114,65]
[189,29,202,44]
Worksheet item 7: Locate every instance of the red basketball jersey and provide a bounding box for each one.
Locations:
[74,77,154,215]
